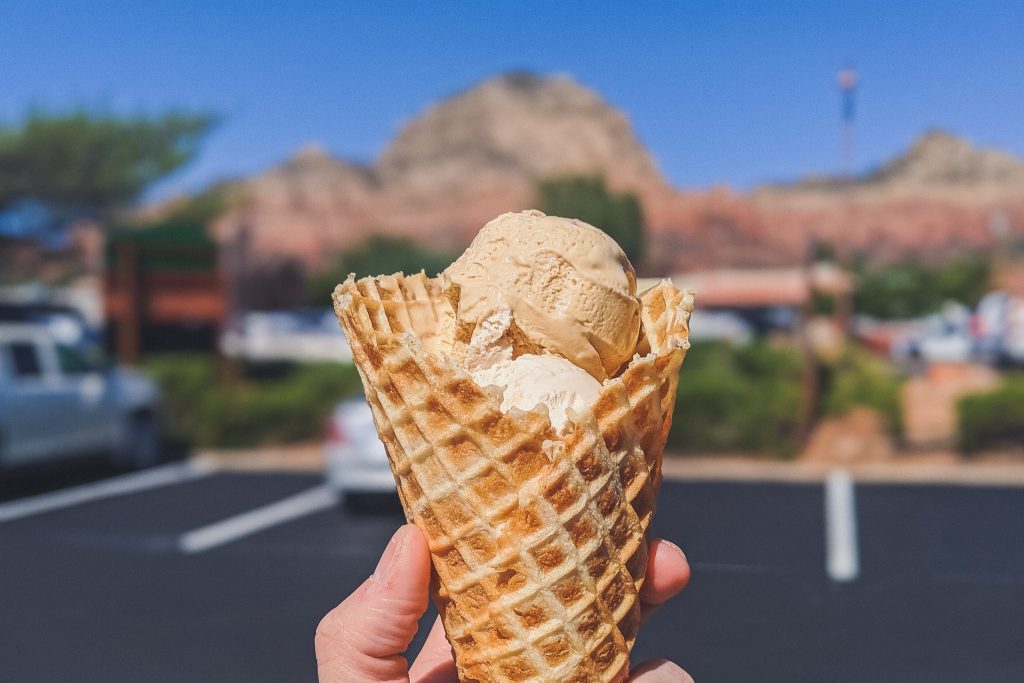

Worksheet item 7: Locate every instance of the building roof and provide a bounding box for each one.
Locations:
[639,264,851,309]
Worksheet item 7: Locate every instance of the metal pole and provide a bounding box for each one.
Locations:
[836,64,859,334]
[838,65,858,178]
[115,241,140,365]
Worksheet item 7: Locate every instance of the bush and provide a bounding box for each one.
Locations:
[145,355,362,449]
[823,346,904,437]
[957,377,1024,453]
[669,341,803,456]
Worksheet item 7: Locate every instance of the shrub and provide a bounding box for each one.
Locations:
[144,355,362,449]
[669,341,803,456]
[823,346,904,437]
[957,377,1024,453]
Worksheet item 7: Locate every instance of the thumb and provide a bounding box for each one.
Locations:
[316,524,432,682]
[630,659,695,682]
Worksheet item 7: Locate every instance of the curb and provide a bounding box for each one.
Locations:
[190,447,1024,488]
[660,455,1024,487]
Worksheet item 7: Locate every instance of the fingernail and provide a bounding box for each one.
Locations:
[660,539,687,561]
[372,526,408,582]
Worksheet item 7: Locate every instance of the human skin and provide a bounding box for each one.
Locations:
[316,524,694,683]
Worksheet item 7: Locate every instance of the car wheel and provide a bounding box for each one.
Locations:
[116,414,162,470]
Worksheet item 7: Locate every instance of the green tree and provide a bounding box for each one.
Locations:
[307,234,459,305]
[853,255,991,319]
[0,110,214,231]
[536,175,645,267]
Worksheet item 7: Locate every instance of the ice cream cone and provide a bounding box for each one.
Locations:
[333,272,692,683]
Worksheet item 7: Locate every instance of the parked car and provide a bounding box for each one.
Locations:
[324,396,397,509]
[975,291,1024,367]
[0,323,162,470]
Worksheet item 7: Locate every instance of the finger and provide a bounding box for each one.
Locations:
[409,616,459,683]
[315,524,431,683]
[629,658,695,682]
[640,539,690,621]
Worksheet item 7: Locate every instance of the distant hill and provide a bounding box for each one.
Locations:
[867,130,1024,189]
[760,130,1024,195]
[378,71,664,198]
[642,131,1024,272]
[205,72,1024,274]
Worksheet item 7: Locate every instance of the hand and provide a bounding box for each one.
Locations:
[316,524,693,682]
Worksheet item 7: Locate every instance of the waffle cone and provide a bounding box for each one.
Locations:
[333,272,693,683]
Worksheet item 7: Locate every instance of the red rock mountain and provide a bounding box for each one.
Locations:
[376,72,664,199]
[214,72,663,267]
[212,73,1024,274]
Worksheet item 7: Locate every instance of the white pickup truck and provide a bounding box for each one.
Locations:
[0,323,162,470]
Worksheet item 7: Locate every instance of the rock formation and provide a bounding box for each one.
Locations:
[209,72,1024,274]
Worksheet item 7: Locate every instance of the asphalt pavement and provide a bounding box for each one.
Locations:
[1,459,1022,682]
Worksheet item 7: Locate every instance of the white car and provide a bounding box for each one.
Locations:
[324,396,397,508]
[221,309,352,363]
[976,291,1024,366]
[0,323,162,470]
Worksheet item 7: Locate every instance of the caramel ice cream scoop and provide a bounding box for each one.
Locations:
[442,210,641,381]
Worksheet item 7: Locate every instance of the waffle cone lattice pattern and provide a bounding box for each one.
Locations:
[333,273,692,683]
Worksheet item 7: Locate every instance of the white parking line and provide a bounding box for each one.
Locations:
[824,469,860,582]
[0,461,215,523]
[178,485,338,554]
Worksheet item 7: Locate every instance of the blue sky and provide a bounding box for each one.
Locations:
[3,0,1022,197]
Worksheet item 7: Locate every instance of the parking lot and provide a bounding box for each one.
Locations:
[2,460,1023,682]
